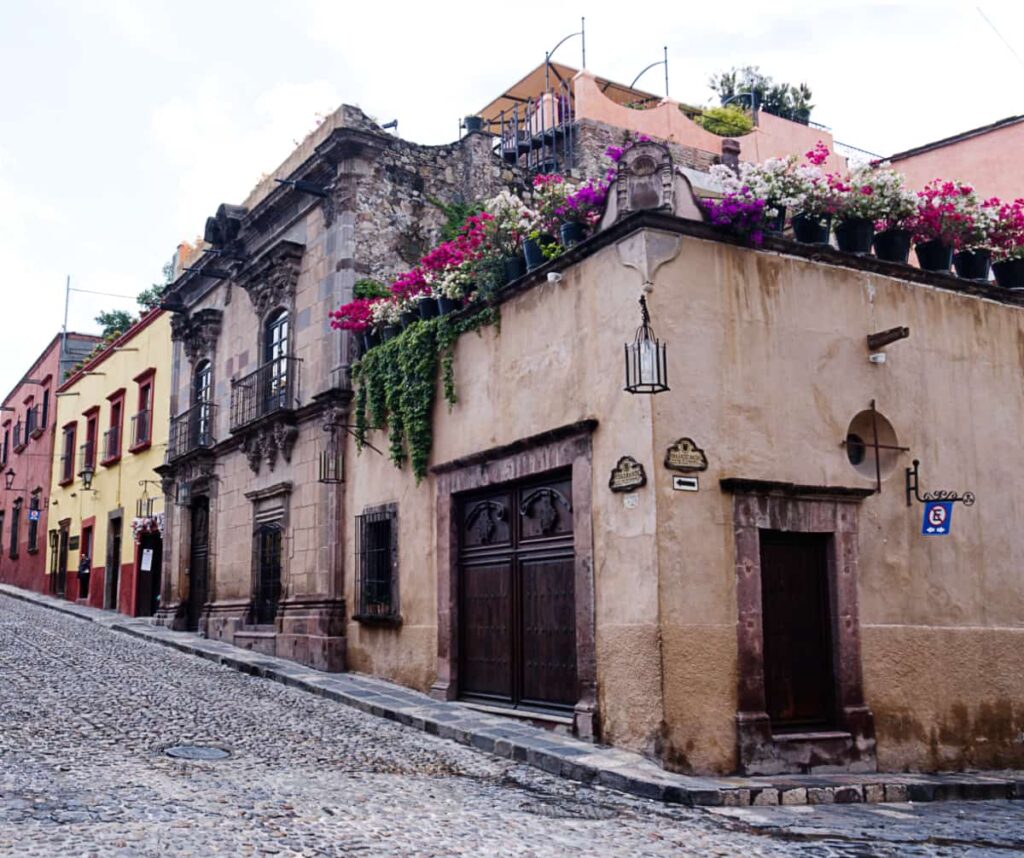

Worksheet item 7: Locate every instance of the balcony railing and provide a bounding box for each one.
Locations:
[230,357,301,431]
[25,405,42,439]
[12,420,25,452]
[79,441,96,473]
[130,409,151,449]
[168,403,216,461]
[102,426,120,463]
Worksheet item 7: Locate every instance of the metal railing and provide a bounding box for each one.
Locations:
[12,420,24,451]
[102,426,120,462]
[230,357,301,431]
[131,409,151,448]
[59,450,74,483]
[488,77,576,174]
[25,405,42,438]
[79,440,96,473]
[168,403,216,460]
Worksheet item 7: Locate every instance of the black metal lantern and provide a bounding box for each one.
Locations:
[79,463,95,491]
[3,468,14,491]
[624,295,669,394]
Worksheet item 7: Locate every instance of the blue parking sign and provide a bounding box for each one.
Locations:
[922,501,953,536]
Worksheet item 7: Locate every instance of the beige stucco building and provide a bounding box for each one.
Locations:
[339,145,1024,776]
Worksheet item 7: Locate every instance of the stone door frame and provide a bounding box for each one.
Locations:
[431,420,599,740]
[721,478,877,775]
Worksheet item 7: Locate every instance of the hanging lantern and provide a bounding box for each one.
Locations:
[318,421,344,484]
[624,295,669,394]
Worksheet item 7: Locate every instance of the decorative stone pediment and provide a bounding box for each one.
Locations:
[204,203,248,249]
[170,308,223,364]
[236,240,305,319]
[241,418,299,475]
[617,142,676,216]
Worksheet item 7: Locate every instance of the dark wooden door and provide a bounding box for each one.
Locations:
[458,472,576,713]
[135,534,162,617]
[187,498,210,631]
[252,525,282,624]
[56,524,69,597]
[759,531,836,731]
[105,518,122,611]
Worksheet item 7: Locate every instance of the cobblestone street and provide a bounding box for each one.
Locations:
[1,594,1022,857]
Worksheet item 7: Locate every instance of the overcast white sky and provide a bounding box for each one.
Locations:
[1,0,1022,397]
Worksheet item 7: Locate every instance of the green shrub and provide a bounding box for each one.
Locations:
[698,105,754,137]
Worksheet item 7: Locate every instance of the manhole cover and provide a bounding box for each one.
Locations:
[165,745,230,761]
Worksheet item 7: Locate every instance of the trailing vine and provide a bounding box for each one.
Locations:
[351,307,500,483]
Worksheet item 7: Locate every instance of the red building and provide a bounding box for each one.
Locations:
[0,333,102,593]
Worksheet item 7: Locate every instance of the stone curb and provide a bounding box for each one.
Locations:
[3,584,1023,808]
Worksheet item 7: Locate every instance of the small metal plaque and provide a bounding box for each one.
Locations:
[68,536,80,551]
[165,745,230,761]
[672,476,699,492]
[609,456,647,493]
[664,438,708,472]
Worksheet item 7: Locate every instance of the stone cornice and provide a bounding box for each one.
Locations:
[235,239,305,319]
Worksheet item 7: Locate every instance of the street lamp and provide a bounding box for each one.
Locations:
[624,296,669,395]
[79,463,95,491]
[4,468,14,491]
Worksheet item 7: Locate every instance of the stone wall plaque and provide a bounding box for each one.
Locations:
[664,438,708,473]
[609,456,647,493]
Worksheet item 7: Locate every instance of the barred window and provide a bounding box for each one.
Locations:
[355,504,399,623]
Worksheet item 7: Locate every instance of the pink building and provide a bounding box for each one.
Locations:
[0,333,101,593]
[885,115,1024,200]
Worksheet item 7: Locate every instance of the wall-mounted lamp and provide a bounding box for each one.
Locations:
[4,468,14,491]
[79,464,95,491]
[624,296,669,395]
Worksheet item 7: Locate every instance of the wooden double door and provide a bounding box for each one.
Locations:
[458,471,577,714]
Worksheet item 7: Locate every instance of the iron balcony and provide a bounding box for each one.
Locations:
[229,357,301,432]
[167,403,216,461]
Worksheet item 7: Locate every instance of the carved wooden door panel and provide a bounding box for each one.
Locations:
[759,531,836,730]
[458,472,576,713]
[187,498,210,631]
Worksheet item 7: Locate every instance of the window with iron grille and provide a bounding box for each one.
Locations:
[355,504,399,623]
[0,511,5,555]
[1,426,8,467]
[59,424,76,484]
[27,494,40,553]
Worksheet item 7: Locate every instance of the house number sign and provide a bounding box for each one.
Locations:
[609,456,647,492]
[664,437,708,472]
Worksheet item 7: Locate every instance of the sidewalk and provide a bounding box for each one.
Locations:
[3,582,1022,808]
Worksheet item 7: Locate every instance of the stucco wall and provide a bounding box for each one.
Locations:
[890,121,1024,200]
[343,226,1024,774]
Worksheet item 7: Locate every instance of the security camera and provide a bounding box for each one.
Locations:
[868,352,886,364]
[547,271,563,283]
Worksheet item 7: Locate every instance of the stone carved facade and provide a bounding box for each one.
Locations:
[156,105,524,674]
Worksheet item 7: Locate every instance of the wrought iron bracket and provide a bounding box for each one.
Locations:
[905,459,975,508]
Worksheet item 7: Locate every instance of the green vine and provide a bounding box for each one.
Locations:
[352,307,500,483]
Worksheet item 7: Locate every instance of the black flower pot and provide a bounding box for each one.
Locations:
[792,212,832,244]
[438,296,461,315]
[400,310,419,330]
[523,237,545,271]
[952,248,992,281]
[915,239,953,272]
[560,220,586,248]
[835,218,875,254]
[418,296,440,320]
[503,254,526,284]
[993,258,1024,289]
[873,228,912,263]
[765,205,786,235]
[381,324,400,342]
[464,115,484,133]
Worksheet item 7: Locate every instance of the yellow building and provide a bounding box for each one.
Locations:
[48,309,171,615]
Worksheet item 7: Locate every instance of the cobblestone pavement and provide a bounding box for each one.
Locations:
[1,595,1022,857]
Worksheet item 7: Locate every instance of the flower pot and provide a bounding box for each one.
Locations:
[438,296,461,315]
[791,212,832,244]
[834,218,874,254]
[952,248,992,281]
[400,310,419,330]
[417,296,440,320]
[873,229,912,264]
[503,254,526,284]
[993,258,1024,289]
[381,324,400,342]
[792,108,811,126]
[463,115,484,133]
[765,206,786,235]
[523,237,545,271]
[363,329,381,351]
[560,221,586,248]
[915,239,953,272]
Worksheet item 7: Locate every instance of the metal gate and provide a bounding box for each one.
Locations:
[458,471,577,713]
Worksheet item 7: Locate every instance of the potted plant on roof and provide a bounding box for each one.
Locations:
[990,198,1024,288]
[790,142,840,244]
[952,196,998,281]
[556,175,611,248]
[436,262,472,315]
[912,180,980,273]
[374,298,402,341]
[863,170,919,263]
[484,188,532,283]
[524,174,571,268]
[709,155,801,235]
[699,191,769,246]
[329,297,377,352]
